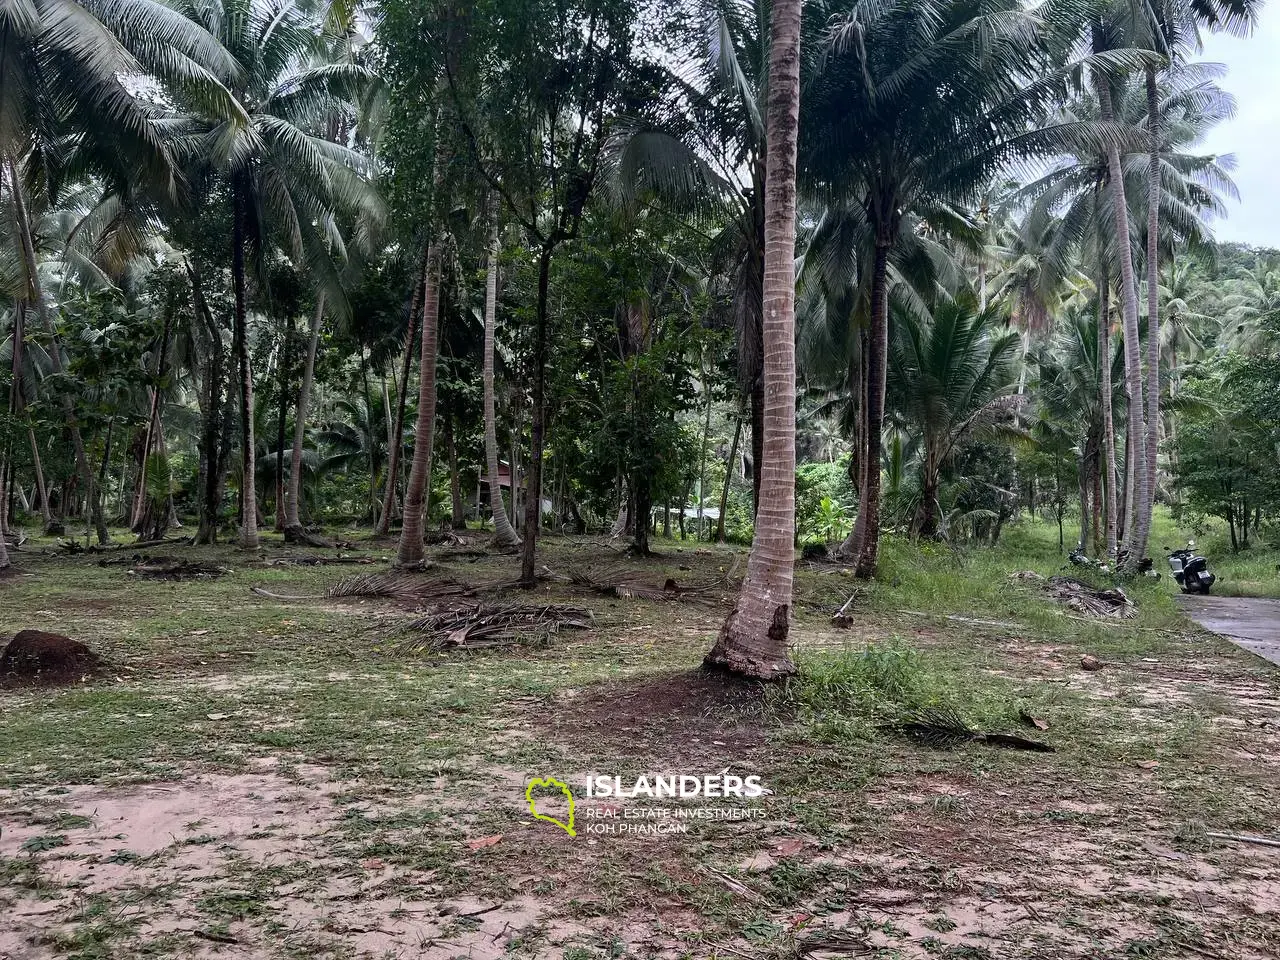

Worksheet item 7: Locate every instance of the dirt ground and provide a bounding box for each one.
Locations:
[1,530,1278,960]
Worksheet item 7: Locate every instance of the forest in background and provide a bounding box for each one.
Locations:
[3,0,1279,611]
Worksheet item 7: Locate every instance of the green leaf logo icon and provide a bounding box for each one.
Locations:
[525,776,576,837]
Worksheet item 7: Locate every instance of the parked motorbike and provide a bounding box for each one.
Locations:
[1067,544,1158,578]
[1166,540,1216,594]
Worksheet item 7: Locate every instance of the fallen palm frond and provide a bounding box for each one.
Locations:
[325,571,472,602]
[1009,570,1136,619]
[251,571,472,603]
[1045,575,1135,619]
[126,558,229,580]
[565,565,728,604]
[266,555,378,567]
[886,704,1055,753]
[394,603,593,652]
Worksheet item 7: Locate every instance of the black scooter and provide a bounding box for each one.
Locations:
[1167,540,1216,594]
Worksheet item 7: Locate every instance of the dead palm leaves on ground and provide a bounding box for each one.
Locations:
[1046,575,1135,619]
[1011,571,1136,619]
[393,603,593,652]
[887,704,1055,752]
[265,555,378,567]
[122,557,229,579]
[251,571,474,603]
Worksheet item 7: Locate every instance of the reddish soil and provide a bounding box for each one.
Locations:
[0,630,104,686]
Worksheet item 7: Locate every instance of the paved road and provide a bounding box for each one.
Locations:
[1178,594,1280,667]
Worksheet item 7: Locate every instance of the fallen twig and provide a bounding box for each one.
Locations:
[1206,831,1280,849]
[194,930,238,945]
[393,602,593,652]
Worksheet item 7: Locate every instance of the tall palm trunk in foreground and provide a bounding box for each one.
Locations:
[1095,75,1147,561]
[285,295,325,541]
[231,178,259,549]
[396,241,443,566]
[1140,64,1162,557]
[705,0,801,680]
[483,222,521,547]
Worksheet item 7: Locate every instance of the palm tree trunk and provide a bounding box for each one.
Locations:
[378,256,423,535]
[837,327,869,559]
[396,240,443,567]
[189,261,227,545]
[285,296,324,540]
[1095,76,1147,563]
[274,317,293,532]
[447,417,465,529]
[1141,64,1162,550]
[1098,267,1118,557]
[28,421,52,530]
[132,301,175,533]
[9,301,53,531]
[706,0,801,680]
[231,178,259,549]
[8,158,104,544]
[854,241,891,579]
[716,414,742,542]
[519,244,555,585]
[483,221,521,547]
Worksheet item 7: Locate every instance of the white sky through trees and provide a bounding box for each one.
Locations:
[1200,5,1280,249]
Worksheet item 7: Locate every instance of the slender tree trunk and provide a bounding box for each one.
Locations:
[285,296,324,540]
[133,301,175,534]
[854,242,891,579]
[9,302,54,531]
[231,179,259,549]
[189,262,227,545]
[396,240,443,566]
[519,245,555,585]
[1098,268,1118,557]
[837,327,870,559]
[696,353,712,538]
[749,377,764,516]
[1096,75,1147,567]
[447,417,465,529]
[1140,64,1162,553]
[378,261,422,534]
[716,414,742,542]
[274,317,293,532]
[27,422,52,530]
[707,0,801,679]
[8,158,103,543]
[482,220,521,547]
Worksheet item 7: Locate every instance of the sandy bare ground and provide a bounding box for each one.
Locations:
[1,536,1278,958]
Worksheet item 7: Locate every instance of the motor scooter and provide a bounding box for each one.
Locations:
[1167,540,1216,594]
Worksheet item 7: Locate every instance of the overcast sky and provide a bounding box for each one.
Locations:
[1198,8,1280,249]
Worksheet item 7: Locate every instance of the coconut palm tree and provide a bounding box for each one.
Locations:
[605,0,770,513]
[1220,259,1280,352]
[705,0,801,681]
[888,296,1022,537]
[1,0,240,545]
[175,0,381,549]
[482,219,521,547]
[1122,0,1258,566]
[801,0,1062,578]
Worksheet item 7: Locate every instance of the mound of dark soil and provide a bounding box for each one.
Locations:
[540,669,771,762]
[0,630,105,685]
